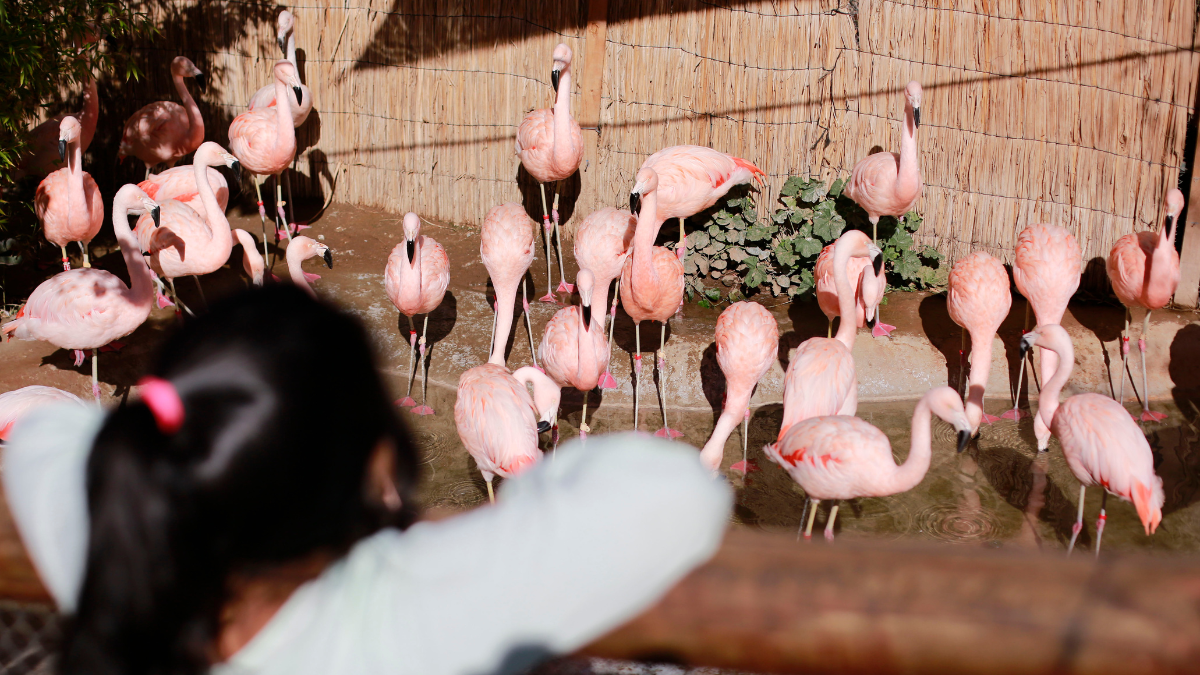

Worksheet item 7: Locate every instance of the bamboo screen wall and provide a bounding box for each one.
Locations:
[121,0,1200,273]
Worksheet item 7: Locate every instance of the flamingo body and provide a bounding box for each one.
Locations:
[35,170,103,251]
[1107,186,1182,310]
[779,338,856,440]
[118,57,205,169]
[481,203,537,365]
[385,218,450,318]
[516,108,583,184]
[619,247,684,324]
[843,81,923,224]
[139,166,229,217]
[1013,224,1081,397]
[455,364,543,479]
[229,61,300,177]
[815,233,885,329]
[947,252,1011,430]
[247,10,312,126]
[640,145,765,221]
[0,386,87,441]
[574,207,635,324]
[540,271,609,394]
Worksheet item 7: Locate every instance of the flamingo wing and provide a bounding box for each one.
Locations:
[772,416,889,499]
[454,365,540,477]
[417,236,451,314]
[780,338,856,439]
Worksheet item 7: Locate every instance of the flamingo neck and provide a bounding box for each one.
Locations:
[699,379,754,471]
[79,76,98,151]
[1036,331,1075,433]
[175,73,204,153]
[273,76,297,156]
[488,281,519,366]
[1144,214,1180,307]
[964,329,994,430]
[832,239,862,350]
[891,394,935,493]
[551,68,574,172]
[895,101,920,204]
[113,199,154,304]
[194,158,232,250]
[67,137,84,197]
[287,247,315,298]
[286,32,298,70]
[575,305,600,389]
[630,189,664,308]
[398,238,423,309]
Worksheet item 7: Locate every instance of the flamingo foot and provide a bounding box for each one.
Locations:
[411,405,435,416]
[92,382,101,401]
[556,280,574,295]
[99,341,126,353]
[1140,409,1168,422]
[824,529,835,543]
[276,228,291,238]
[633,355,643,374]
[1000,408,1030,420]
[676,247,685,262]
[293,223,310,232]
[73,350,85,367]
[730,460,760,474]
[872,322,897,338]
[270,273,282,283]
[156,289,175,309]
[396,397,417,408]
[539,292,556,303]
[981,413,1002,425]
[303,272,322,282]
[598,370,618,390]
[654,427,684,439]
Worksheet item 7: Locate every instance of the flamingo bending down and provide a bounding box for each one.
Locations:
[1106,189,1184,422]
[454,364,561,502]
[385,213,450,414]
[778,230,880,441]
[539,270,609,438]
[699,301,779,474]
[1008,224,1081,421]
[481,203,539,367]
[0,386,88,441]
[16,72,97,180]
[248,10,313,127]
[622,168,686,438]
[232,229,265,286]
[515,43,583,301]
[947,251,1012,433]
[814,239,887,338]
[138,165,229,217]
[843,80,924,337]
[229,60,304,263]
[34,117,103,271]
[574,207,635,390]
[1021,324,1164,555]
[2,185,165,401]
[118,56,205,178]
[767,386,971,541]
[284,235,332,299]
[639,145,765,263]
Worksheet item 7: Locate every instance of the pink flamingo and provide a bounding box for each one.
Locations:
[1020,324,1164,555]
[814,239,887,338]
[699,301,779,474]
[132,142,240,313]
[284,235,332,298]
[639,145,765,262]
[233,229,265,286]
[229,60,304,261]
[515,43,583,301]
[947,251,1012,433]
[767,386,971,541]
[539,270,609,438]
[1106,188,1184,422]
[573,207,635,390]
[34,117,103,271]
[16,73,97,181]
[0,386,87,441]
[247,10,313,127]
[481,203,539,367]
[621,168,685,438]
[843,80,924,337]
[385,213,450,415]
[2,184,166,400]
[454,363,561,502]
[1008,224,1081,421]
[138,164,228,217]
[117,56,206,179]
[778,230,879,441]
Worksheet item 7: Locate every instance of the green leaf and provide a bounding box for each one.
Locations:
[799,179,828,203]
[687,230,711,249]
[728,247,747,262]
[780,176,805,198]
[829,177,847,197]
[795,236,823,258]
[744,224,773,242]
[705,288,721,301]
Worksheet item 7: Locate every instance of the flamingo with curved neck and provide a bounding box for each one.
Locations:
[539,270,609,438]
[285,236,332,298]
[249,10,313,126]
[947,251,1012,433]
[481,203,539,367]
[34,116,103,270]
[118,56,206,177]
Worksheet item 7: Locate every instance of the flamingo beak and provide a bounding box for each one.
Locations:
[630,191,642,216]
[1020,333,1037,361]
[913,107,921,128]
[323,248,333,269]
[582,303,592,331]
[195,72,207,92]
[58,139,66,162]
[229,158,243,182]
[405,239,415,263]
[872,254,884,276]
[151,205,161,228]
[957,429,971,453]
[537,420,552,433]
[551,68,561,91]
[277,37,288,55]
[293,85,303,102]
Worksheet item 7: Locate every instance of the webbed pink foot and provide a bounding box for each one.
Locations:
[294,223,310,232]
[824,529,835,543]
[1140,410,1168,422]
[73,350,85,367]
[396,397,416,407]
[156,289,175,309]
[1000,408,1030,420]
[556,280,574,294]
[981,413,1002,425]
[730,460,760,475]
[539,292,556,303]
[411,405,434,416]
[872,322,897,338]
[598,370,618,390]
[654,427,684,439]
[303,272,322,282]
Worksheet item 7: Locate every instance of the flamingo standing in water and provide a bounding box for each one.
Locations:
[622,168,685,438]
[1008,224,1081,421]
[1020,324,1164,555]
[814,239,887,338]
[454,364,561,503]
[229,60,304,262]
[1106,188,1184,422]
[385,213,450,415]
[843,80,924,337]
[516,43,583,301]
[699,301,779,474]
[539,270,609,438]
[0,386,88,441]
[118,56,206,179]
[947,251,1012,433]
[284,235,332,298]
[34,117,103,270]
[138,164,229,217]
[574,207,635,390]
[482,203,539,367]
[639,145,765,262]
[2,185,165,401]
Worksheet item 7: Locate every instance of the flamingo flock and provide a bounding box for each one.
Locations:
[0,25,1183,557]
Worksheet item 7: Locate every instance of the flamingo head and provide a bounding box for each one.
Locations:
[1164,188,1185,238]
[273,60,303,104]
[289,236,333,269]
[1021,324,1073,375]
[402,212,421,262]
[551,43,572,90]
[116,184,161,227]
[905,80,923,127]
[576,269,595,330]
[924,386,973,453]
[172,56,205,92]
[630,167,659,215]
[195,142,242,180]
[277,9,295,54]
[514,366,562,434]
[57,116,82,161]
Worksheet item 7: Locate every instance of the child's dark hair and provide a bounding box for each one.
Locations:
[60,285,420,675]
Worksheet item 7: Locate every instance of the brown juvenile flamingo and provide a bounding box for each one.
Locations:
[482,203,539,367]
[539,270,609,438]
[573,207,635,390]
[947,251,1012,433]
[385,213,450,415]
[118,56,206,179]
[34,117,102,271]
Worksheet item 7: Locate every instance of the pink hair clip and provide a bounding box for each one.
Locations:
[137,376,184,434]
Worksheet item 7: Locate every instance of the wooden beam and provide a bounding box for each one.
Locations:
[1174,54,1200,307]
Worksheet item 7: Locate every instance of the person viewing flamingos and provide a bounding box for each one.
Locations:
[573,207,635,390]
[385,213,450,415]
[844,80,923,337]
[539,270,609,438]
[481,203,539,367]
[118,56,206,179]
[814,238,886,338]
[947,251,1012,433]
[516,43,583,302]
[35,117,102,271]
[1107,188,1184,422]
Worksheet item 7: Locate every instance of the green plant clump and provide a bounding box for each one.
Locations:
[683,176,946,307]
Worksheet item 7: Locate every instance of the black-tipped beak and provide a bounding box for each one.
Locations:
[551,69,561,91]
[913,107,921,128]
[277,37,288,55]
[293,85,303,102]
[537,420,552,433]
[151,205,161,228]
[957,429,971,453]
[630,191,641,216]
[323,249,333,269]
[195,72,207,92]
[873,254,884,275]
[405,239,415,263]
[1019,335,1035,361]
[230,159,242,182]
[58,139,66,162]
[582,303,592,331]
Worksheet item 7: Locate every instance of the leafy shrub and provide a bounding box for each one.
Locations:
[683,176,946,307]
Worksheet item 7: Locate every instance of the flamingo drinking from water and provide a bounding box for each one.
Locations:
[118,56,206,178]
[699,301,779,474]
[34,117,103,271]
[539,270,609,438]
[622,168,685,438]
[385,213,450,415]
[285,235,332,298]
[574,207,635,390]
[482,203,539,367]
[1106,188,1184,422]
[516,43,583,301]
[844,80,924,337]
[1021,324,1164,556]
[454,363,561,502]
[0,386,88,441]
[2,185,166,401]
[767,386,971,541]
[138,164,229,217]
[248,9,313,126]
[814,238,887,338]
[947,251,1012,433]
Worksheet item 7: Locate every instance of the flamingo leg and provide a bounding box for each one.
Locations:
[959,329,968,397]
[653,323,682,439]
[192,276,208,311]
[168,278,195,317]
[486,477,495,504]
[59,245,70,271]
[797,499,811,541]
[633,323,642,432]
[1118,308,1130,408]
[538,183,555,302]
[77,241,90,268]
[399,314,418,407]
[275,177,292,242]
[804,498,820,541]
[1094,490,1108,558]
[1067,484,1085,556]
[552,187,572,295]
[522,279,539,368]
[252,176,271,266]
[580,390,590,439]
[1003,303,1031,420]
[824,502,840,542]
[489,298,498,355]
[284,167,296,231]
[741,408,750,471]
[827,318,832,339]
[1139,311,1166,421]
[598,279,620,389]
[677,217,686,262]
[91,349,100,401]
[412,316,434,415]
